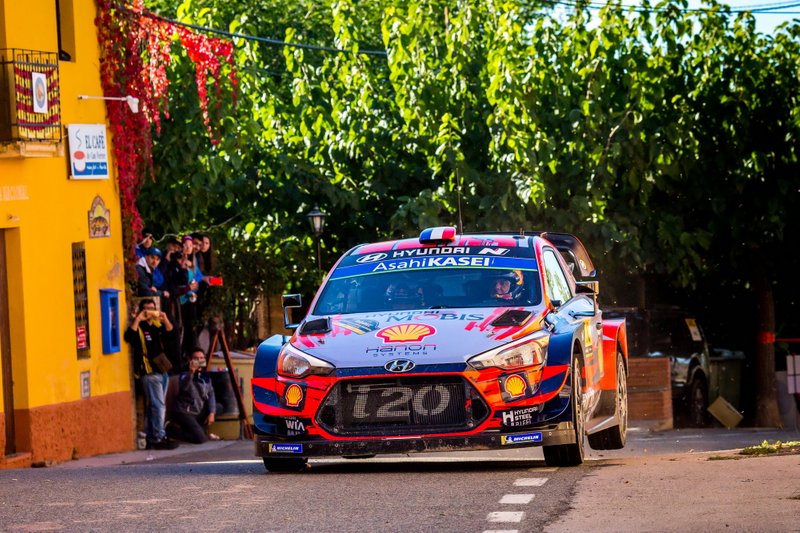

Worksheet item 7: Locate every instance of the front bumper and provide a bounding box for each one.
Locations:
[254,422,575,458]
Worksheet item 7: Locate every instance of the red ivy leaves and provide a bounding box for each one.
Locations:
[94,0,236,272]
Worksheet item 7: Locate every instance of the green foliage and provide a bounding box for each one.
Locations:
[137,0,800,347]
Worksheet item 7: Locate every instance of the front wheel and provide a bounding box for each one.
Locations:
[262,457,308,473]
[543,357,585,467]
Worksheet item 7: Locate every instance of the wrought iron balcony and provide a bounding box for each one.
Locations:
[0,48,63,157]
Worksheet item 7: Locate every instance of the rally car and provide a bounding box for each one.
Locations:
[252,227,628,471]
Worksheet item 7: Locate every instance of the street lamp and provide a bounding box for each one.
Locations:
[78,94,140,113]
[306,206,326,272]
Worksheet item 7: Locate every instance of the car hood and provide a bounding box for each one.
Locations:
[290,307,545,368]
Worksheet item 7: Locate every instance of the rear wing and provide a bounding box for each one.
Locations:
[459,230,597,278]
[528,231,596,278]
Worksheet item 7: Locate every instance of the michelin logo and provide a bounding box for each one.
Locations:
[500,432,543,445]
[269,443,303,454]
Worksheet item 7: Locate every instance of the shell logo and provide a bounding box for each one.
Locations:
[285,384,303,407]
[376,324,436,343]
[504,375,527,397]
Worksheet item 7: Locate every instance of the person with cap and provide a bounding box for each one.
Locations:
[136,247,167,298]
[135,230,154,259]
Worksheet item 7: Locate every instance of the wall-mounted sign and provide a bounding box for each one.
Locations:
[32,72,48,114]
[76,325,88,350]
[88,195,111,238]
[67,124,109,180]
[80,371,91,399]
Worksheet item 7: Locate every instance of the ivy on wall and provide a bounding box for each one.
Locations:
[94,0,235,276]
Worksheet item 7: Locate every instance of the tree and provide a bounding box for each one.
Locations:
[131,0,800,425]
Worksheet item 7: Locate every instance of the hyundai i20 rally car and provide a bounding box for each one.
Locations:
[252,227,628,472]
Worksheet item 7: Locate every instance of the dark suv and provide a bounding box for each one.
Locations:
[604,307,711,427]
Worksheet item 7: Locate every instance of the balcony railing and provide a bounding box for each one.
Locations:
[0,49,62,155]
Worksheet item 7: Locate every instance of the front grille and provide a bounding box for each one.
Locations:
[316,375,489,436]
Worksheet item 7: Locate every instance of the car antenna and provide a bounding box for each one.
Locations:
[456,167,464,234]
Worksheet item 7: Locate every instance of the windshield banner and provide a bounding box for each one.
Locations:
[329,255,539,280]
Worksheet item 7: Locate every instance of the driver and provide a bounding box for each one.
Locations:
[385,282,424,310]
[491,270,523,300]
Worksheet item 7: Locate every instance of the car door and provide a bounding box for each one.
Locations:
[541,248,603,387]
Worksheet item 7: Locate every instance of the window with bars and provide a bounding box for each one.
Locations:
[72,242,90,358]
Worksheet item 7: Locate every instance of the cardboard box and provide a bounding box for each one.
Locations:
[708,395,743,429]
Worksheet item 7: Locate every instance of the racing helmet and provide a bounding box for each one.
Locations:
[384,281,424,309]
[492,270,525,300]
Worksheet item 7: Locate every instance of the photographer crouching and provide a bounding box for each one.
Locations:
[167,348,219,444]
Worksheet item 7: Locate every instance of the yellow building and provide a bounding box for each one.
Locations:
[0,0,133,467]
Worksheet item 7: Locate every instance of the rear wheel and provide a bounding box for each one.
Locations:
[686,377,709,427]
[587,352,628,450]
[262,457,308,473]
[543,357,585,467]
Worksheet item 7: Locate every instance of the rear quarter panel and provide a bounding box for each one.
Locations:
[598,318,627,391]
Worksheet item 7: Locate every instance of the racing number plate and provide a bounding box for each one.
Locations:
[341,381,465,427]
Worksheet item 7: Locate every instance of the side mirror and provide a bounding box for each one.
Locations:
[576,281,599,315]
[282,293,302,330]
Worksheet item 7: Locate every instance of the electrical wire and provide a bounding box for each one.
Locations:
[114,0,797,65]
[116,2,387,57]
[544,0,800,13]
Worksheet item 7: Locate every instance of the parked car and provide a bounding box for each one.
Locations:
[251,227,629,471]
[604,306,711,427]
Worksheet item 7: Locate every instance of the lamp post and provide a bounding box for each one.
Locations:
[306,206,326,273]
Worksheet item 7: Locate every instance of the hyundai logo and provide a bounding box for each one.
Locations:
[385,359,416,373]
[356,252,388,263]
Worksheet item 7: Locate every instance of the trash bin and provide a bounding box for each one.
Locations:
[709,348,746,410]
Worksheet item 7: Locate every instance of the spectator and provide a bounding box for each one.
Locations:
[135,231,154,259]
[123,299,178,450]
[197,233,216,276]
[167,347,220,444]
[176,254,202,358]
[162,236,182,266]
[135,247,165,298]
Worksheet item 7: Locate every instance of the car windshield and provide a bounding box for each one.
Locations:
[313,267,542,315]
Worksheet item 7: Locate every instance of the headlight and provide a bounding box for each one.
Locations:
[277,344,335,378]
[468,331,548,370]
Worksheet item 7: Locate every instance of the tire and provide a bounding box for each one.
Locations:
[587,352,628,450]
[543,357,585,467]
[262,457,308,473]
[686,377,709,428]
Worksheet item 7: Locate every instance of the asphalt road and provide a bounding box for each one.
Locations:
[1,426,798,532]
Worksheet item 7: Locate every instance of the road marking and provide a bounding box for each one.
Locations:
[499,494,535,504]
[482,530,519,533]
[528,467,557,472]
[487,511,525,523]
[513,477,549,487]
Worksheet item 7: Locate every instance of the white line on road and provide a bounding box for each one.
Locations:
[483,530,520,533]
[513,477,549,487]
[499,494,535,504]
[487,511,525,523]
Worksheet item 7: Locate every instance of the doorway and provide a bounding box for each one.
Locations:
[0,229,15,455]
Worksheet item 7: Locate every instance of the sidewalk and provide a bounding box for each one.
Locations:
[547,449,800,532]
[53,439,238,469]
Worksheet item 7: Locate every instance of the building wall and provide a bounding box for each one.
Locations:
[0,0,134,466]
